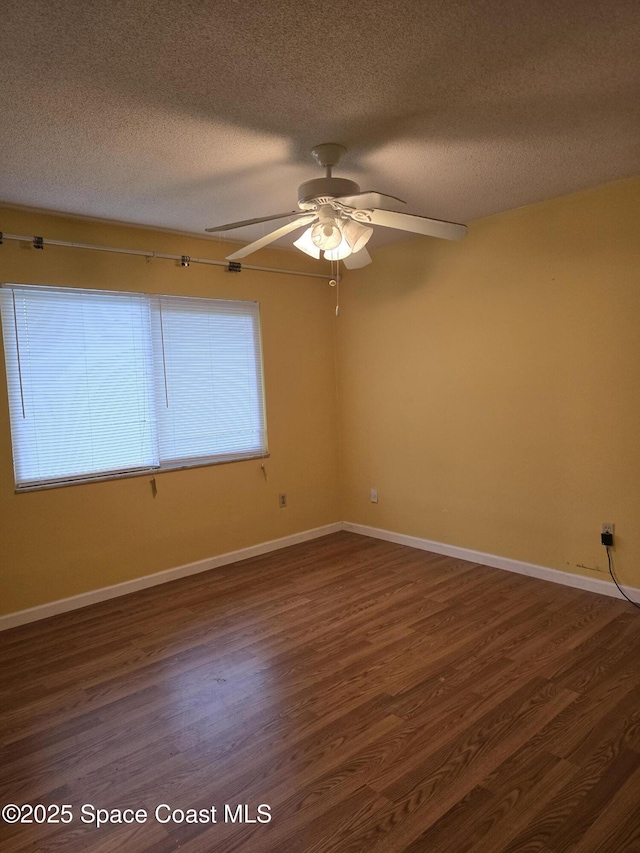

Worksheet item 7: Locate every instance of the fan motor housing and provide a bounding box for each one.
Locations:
[298,177,360,208]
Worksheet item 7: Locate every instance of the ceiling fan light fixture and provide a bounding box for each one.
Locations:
[342,219,373,254]
[293,227,321,258]
[323,236,352,261]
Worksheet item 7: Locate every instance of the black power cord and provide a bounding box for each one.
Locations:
[604,544,640,610]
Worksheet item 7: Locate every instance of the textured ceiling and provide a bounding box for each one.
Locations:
[0,0,638,251]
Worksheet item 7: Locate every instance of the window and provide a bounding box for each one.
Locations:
[0,284,267,490]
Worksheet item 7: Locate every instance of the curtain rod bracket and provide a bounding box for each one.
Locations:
[227,261,242,273]
[33,236,44,250]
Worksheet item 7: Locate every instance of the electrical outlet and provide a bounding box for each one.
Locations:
[370,488,378,503]
[601,522,614,535]
[279,493,287,508]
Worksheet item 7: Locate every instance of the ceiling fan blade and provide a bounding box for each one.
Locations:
[343,248,372,269]
[365,208,467,241]
[206,211,301,233]
[336,191,406,209]
[226,214,317,260]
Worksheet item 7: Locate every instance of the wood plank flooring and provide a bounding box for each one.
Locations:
[1,531,640,852]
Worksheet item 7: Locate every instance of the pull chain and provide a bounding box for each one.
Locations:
[329,258,340,316]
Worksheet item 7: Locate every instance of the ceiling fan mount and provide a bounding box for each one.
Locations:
[205,144,467,269]
[310,142,347,170]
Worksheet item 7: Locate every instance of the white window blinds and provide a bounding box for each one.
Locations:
[152,295,267,466]
[0,284,267,489]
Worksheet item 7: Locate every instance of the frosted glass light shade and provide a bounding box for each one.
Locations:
[324,237,352,261]
[293,228,321,258]
[343,219,373,253]
[311,217,342,250]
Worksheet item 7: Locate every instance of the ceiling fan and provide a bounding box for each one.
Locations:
[205,143,467,269]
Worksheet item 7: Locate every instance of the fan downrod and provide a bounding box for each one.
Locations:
[298,143,358,208]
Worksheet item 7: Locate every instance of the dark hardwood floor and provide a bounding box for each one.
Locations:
[1,531,640,852]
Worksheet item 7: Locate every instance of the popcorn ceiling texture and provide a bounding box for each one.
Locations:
[0,0,638,245]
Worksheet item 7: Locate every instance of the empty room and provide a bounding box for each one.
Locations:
[1,1,639,851]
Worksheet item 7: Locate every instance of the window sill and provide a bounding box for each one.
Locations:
[14,451,270,493]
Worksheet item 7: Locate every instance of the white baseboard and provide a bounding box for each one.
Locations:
[3,519,635,632]
[343,521,638,602]
[0,522,342,632]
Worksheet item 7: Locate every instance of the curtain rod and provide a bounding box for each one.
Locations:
[0,231,332,281]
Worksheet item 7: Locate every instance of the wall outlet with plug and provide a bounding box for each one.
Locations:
[601,522,614,547]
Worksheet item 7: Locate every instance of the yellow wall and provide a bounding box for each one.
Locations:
[337,178,640,590]
[2,177,639,617]
[0,208,341,615]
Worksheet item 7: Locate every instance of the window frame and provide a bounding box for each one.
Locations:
[0,283,269,492]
